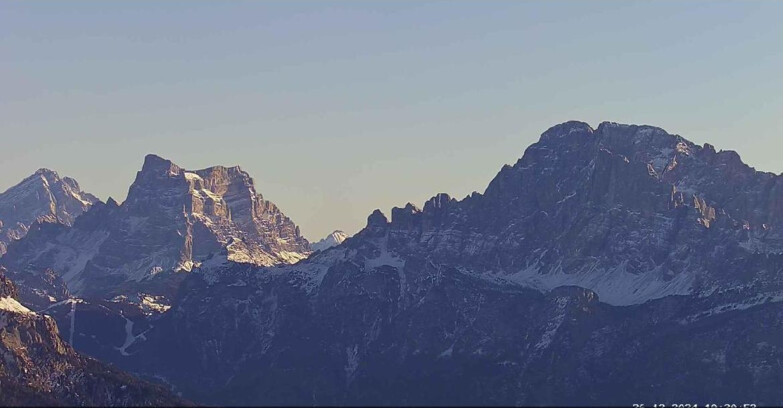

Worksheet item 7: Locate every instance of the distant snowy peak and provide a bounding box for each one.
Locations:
[311,230,349,251]
[0,168,98,255]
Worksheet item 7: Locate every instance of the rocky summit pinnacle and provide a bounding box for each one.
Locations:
[141,153,176,171]
[0,169,98,256]
[0,154,311,302]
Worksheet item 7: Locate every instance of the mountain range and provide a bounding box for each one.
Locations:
[2,121,783,406]
[1,154,311,307]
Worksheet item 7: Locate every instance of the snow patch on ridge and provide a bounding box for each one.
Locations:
[116,314,149,356]
[492,260,695,306]
[277,250,308,264]
[535,297,568,351]
[365,247,405,270]
[680,290,783,324]
[44,230,111,294]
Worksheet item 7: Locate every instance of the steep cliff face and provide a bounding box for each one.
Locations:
[117,122,783,406]
[0,169,98,255]
[1,154,310,302]
[0,268,186,406]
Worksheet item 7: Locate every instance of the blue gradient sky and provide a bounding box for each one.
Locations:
[2,1,783,239]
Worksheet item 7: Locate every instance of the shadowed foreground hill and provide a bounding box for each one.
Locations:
[0,268,187,406]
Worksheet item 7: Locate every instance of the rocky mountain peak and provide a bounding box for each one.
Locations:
[0,169,98,256]
[33,167,58,177]
[310,230,349,252]
[367,209,389,229]
[140,153,180,174]
[538,120,594,142]
[129,156,260,209]
[537,121,753,178]
[423,193,453,211]
[391,203,422,228]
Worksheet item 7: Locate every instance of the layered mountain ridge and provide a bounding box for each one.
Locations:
[4,121,783,406]
[366,120,783,305]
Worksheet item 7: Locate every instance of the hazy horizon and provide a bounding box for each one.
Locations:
[3,1,783,240]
